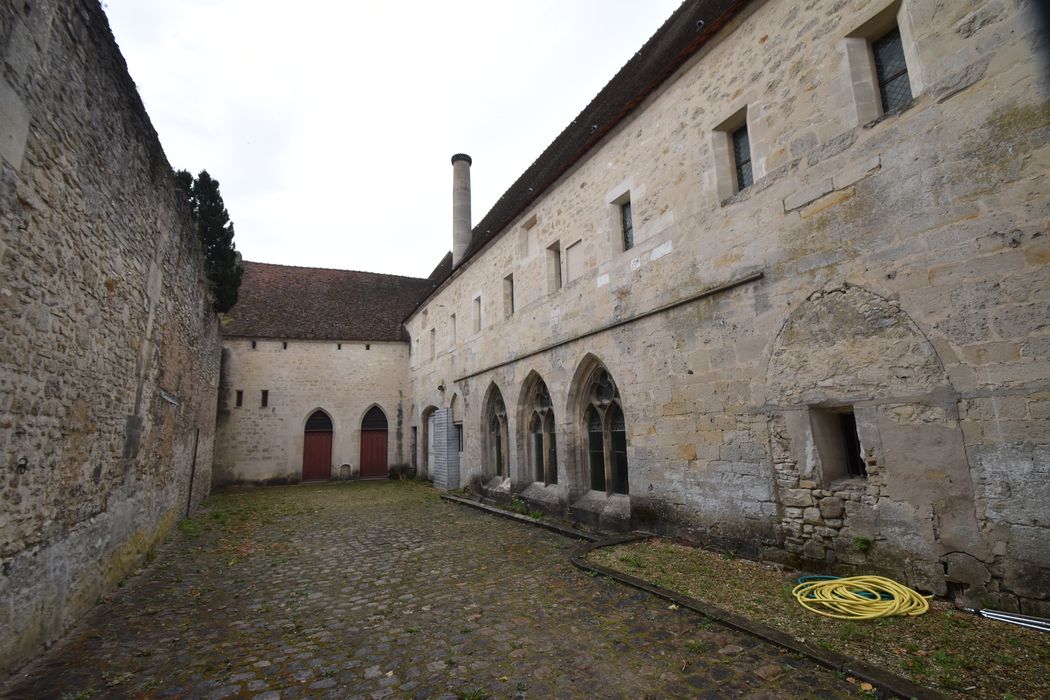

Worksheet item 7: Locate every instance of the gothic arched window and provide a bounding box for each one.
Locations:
[485,388,508,479]
[526,380,557,485]
[582,368,629,495]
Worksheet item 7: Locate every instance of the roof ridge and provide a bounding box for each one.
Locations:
[243,260,431,282]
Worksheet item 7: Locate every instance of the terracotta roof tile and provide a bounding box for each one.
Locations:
[224,262,434,341]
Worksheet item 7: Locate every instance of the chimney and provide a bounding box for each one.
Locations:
[451,153,472,267]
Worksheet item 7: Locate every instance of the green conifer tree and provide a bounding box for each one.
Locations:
[175,169,243,312]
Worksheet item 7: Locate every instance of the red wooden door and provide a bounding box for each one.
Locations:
[360,430,388,479]
[302,431,332,481]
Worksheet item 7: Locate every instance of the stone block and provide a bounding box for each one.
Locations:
[781,489,813,508]
[818,497,844,519]
[803,507,822,524]
[783,178,833,211]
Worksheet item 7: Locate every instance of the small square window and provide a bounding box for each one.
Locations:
[337,343,342,350]
[619,199,634,251]
[235,390,243,408]
[810,406,867,482]
[732,125,753,191]
[261,390,269,408]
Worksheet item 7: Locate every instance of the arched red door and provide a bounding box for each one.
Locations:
[360,406,388,479]
[302,410,333,481]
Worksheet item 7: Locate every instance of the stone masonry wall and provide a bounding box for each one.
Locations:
[406,0,1049,611]
[213,338,409,484]
[0,0,221,676]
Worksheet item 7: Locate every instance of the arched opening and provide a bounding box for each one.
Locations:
[523,377,557,486]
[359,405,389,479]
[483,384,509,480]
[579,366,628,495]
[302,409,333,481]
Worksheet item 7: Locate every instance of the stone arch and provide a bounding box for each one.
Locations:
[766,283,951,406]
[302,408,335,481]
[764,283,982,595]
[567,354,629,496]
[517,370,558,486]
[357,403,388,429]
[481,382,509,482]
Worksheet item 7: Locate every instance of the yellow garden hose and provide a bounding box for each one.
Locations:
[792,575,932,620]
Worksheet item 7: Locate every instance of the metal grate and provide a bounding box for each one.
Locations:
[873,29,912,113]
[732,126,753,191]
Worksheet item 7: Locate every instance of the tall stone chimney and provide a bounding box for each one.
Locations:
[451,153,472,267]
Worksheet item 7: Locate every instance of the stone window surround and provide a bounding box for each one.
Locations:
[711,104,758,203]
[546,240,563,294]
[604,178,644,258]
[503,273,515,319]
[841,0,922,127]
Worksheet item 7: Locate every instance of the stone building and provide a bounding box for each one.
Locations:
[215,0,1050,614]
[1,0,222,676]
[212,262,433,484]
[400,0,1047,615]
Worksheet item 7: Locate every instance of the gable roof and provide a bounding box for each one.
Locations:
[224,261,434,341]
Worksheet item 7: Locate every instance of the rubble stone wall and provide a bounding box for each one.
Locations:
[0,0,220,675]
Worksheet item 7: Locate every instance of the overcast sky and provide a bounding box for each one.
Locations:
[104,1,683,278]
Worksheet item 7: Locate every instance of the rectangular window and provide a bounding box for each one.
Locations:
[261,390,269,408]
[337,343,342,350]
[251,340,257,350]
[235,390,243,408]
[732,125,753,191]
[449,313,457,345]
[456,423,463,452]
[810,406,867,482]
[429,328,435,359]
[282,341,287,350]
[565,240,584,284]
[473,296,482,332]
[503,274,515,318]
[546,241,562,292]
[872,27,912,113]
[619,198,634,251]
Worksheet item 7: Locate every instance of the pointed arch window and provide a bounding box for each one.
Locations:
[527,380,558,486]
[582,368,629,495]
[485,389,508,479]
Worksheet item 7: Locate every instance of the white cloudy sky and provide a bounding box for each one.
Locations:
[104,1,683,278]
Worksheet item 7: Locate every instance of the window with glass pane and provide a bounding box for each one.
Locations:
[610,405,629,494]
[587,407,606,491]
[873,28,911,113]
[490,415,503,477]
[531,414,544,482]
[620,199,634,251]
[732,126,752,191]
[545,413,558,484]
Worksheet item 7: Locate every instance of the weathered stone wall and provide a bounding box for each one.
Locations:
[406,0,1049,611]
[213,338,409,484]
[0,0,221,676]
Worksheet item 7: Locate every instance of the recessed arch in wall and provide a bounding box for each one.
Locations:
[567,355,629,496]
[517,370,558,486]
[359,404,389,479]
[302,408,334,481]
[420,404,439,480]
[481,382,509,481]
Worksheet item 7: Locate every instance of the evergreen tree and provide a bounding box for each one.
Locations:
[175,169,243,312]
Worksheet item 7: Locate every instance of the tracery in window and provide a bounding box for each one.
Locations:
[526,379,558,485]
[582,368,629,495]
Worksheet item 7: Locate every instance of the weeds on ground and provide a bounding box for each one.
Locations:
[590,539,1050,700]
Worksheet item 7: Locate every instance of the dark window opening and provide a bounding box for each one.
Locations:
[610,405,629,495]
[261,390,268,408]
[839,411,867,478]
[732,125,753,191]
[366,344,371,350]
[873,28,912,113]
[337,343,342,350]
[282,341,287,350]
[251,340,257,349]
[587,407,606,492]
[490,414,503,477]
[531,415,544,482]
[235,390,243,408]
[455,423,463,452]
[620,199,634,251]
[362,406,388,430]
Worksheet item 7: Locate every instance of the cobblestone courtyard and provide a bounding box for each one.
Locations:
[4,482,862,699]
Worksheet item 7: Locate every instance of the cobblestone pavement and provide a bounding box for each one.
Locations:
[4,482,861,699]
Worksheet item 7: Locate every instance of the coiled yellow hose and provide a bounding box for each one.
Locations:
[792,575,932,620]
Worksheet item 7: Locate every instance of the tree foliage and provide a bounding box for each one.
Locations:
[176,169,243,312]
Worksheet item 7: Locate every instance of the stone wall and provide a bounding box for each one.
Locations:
[213,338,409,484]
[406,0,1049,611]
[0,0,221,676]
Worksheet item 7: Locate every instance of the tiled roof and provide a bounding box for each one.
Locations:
[224,262,434,341]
